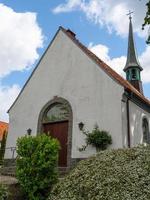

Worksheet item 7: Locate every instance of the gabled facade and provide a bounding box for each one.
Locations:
[5,21,150,169]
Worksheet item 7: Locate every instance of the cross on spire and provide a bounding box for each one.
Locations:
[126,10,133,20]
[124,10,142,73]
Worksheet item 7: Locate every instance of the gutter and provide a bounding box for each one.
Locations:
[123,91,131,148]
[126,98,131,148]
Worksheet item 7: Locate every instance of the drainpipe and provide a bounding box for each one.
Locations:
[126,98,131,148]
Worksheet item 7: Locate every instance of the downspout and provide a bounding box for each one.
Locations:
[126,98,131,148]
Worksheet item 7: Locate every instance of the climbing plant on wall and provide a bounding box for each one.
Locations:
[79,124,112,152]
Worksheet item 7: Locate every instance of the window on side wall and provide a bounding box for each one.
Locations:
[142,118,150,144]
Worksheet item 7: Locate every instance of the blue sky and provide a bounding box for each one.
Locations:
[0,0,149,121]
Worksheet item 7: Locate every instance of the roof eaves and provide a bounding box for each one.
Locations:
[60,27,150,107]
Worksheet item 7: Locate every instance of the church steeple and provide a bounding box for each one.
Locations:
[124,13,143,94]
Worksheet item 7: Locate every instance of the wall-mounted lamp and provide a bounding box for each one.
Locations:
[27,128,32,136]
[78,122,84,131]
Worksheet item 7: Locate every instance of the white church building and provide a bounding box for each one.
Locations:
[5,17,150,169]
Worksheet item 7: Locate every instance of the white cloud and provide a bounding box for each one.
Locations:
[140,46,150,83]
[53,0,148,38]
[0,4,44,78]
[88,43,110,61]
[89,43,126,77]
[53,0,82,13]
[0,84,21,122]
[89,43,150,83]
[107,56,126,78]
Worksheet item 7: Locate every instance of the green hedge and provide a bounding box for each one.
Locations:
[16,134,60,200]
[49,145,150,200]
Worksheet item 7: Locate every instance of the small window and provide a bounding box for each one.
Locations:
[131,69,136,80]
[126,71,130,80]
[43,103,69,123]
[142,118,149,144]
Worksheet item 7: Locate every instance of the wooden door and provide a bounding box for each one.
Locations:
[43,120,68,167]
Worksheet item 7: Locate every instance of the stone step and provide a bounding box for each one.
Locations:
[58,167,69,177]
[1,164,70,178]
[0,175,18,184]
[0,166,16,176]
[0,159,16,176]
[1,167,69,177]
[3,159,16,167]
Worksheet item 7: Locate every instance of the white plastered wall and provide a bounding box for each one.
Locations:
[121,100,128,148]
[5,29,124,159]
[129,100,150,147]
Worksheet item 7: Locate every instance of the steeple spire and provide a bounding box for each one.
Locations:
[124,12,143,94]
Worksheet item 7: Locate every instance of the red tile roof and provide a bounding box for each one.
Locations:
[60,27,150,106]
[0,121,8,141]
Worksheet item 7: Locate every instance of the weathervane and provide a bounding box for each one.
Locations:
[126,10,133,20]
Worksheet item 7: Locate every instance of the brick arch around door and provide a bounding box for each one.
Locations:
[37,97,73,168]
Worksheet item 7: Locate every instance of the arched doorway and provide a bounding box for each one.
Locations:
[142,118,150,144]
[37,97,73,168]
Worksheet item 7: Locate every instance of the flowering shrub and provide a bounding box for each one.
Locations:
[49,145,150,200]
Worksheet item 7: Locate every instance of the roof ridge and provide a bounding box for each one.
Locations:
[0,121,8,124]
[60,27,150,106]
